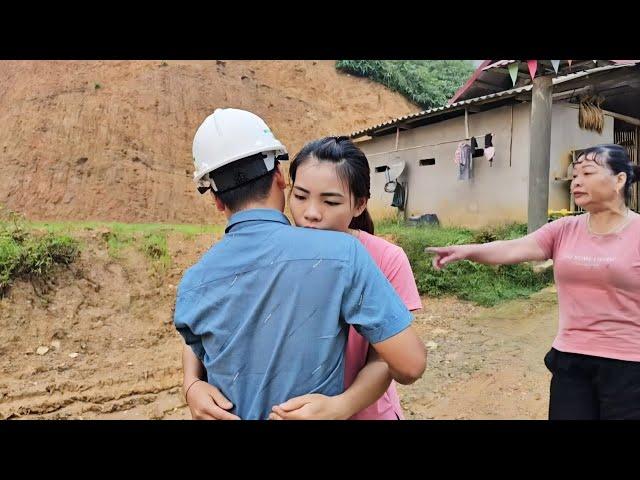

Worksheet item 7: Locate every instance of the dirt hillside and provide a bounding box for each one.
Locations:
[0,60,418,223]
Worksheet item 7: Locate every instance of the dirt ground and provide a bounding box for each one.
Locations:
[0,230,557,420]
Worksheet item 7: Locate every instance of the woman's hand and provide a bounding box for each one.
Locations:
[268,393,349,420]
[425,245,468,269]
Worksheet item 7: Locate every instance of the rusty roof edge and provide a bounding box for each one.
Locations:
[350,85,531,138]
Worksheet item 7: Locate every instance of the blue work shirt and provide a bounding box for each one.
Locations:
[174,208,412,419]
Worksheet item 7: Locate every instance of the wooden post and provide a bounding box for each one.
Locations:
[464,108,470,139]
[602,109,640,128]
[527,75,554,233]
[509,104,514,167]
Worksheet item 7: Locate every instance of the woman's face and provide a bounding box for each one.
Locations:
[571,155,626,210]
[289,158,366,233]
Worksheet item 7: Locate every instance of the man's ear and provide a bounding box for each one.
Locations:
[274,164,286,191]
[212,192,226,212]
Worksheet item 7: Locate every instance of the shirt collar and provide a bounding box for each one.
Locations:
[225,208,291,233]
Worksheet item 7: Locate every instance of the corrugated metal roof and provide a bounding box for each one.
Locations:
[549,62,637,83]
[483,60,516,70]
[349,62,639,138]
[350,85,531,137]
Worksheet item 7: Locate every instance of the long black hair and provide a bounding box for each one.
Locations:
[576,144,640,206]
[289,136,375,234]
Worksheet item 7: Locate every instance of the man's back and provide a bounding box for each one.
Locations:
[175,209,411,419]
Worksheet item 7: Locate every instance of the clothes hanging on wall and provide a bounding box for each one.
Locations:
[457,142,473,181]
[484,133,495,166]
[455,133,497,178]
[454,142,463,165]
[391,182,406,210]
[470,136,485,158]
[484,133,493,148]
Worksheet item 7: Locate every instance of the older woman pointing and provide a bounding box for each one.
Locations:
[427,144,640,420]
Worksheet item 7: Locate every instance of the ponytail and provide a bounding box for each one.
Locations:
[349,208,374,235]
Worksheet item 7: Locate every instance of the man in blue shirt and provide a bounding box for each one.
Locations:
[175,108,426,419]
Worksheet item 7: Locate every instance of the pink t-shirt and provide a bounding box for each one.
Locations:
[533,213,640,361]
[344,230,423,420]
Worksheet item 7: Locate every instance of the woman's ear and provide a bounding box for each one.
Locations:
[616,172,627,195]
[353,197,368,217]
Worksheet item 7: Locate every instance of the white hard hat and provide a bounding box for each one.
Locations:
[192,108,288,193]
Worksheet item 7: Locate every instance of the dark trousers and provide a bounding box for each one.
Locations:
[544,348,640,420]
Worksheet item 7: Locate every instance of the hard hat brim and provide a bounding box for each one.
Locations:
[193,144,288,183]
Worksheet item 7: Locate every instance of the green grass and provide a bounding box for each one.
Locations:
[2,208,552,306]
[105,231,133,259]
[0,222,79,295]
[141,233,170,270]
[23,220,222,262]
[377,220,554,307]
[0,210,223,293]
[24,220,223,237]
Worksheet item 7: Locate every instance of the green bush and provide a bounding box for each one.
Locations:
[0,224,79,295]
[377,222,553,306]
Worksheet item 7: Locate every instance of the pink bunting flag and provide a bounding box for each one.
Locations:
[527,60,537,79]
